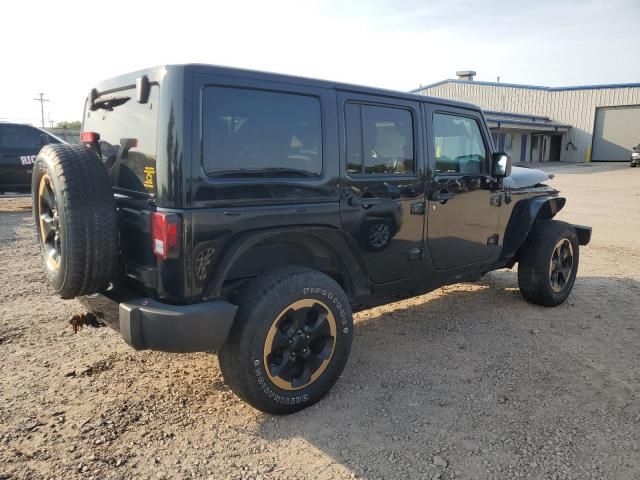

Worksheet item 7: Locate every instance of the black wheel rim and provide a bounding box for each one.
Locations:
[263,299,336,391]
[549,238,573,293]
[38,175,61,270]
[368,223,390,248]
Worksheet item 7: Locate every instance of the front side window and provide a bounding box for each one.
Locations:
[433,113,488,174]
[203,87,322,178]
[345,103,414,175]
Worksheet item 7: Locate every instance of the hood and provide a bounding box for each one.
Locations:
[504,166,553,189]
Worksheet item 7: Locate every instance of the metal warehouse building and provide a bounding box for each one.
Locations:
[412,72,640,163]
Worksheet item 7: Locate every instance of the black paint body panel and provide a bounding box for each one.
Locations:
[81,64,583,312]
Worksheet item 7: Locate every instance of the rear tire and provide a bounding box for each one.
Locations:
[32,144,118,299]
[219,267,353,414]
[517,220,579,307]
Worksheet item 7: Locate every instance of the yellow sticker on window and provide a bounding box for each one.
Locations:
[143,166,155,189]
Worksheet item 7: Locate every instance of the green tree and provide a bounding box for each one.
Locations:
[55,120,81,129]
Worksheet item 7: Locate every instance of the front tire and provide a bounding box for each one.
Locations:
[517,220,580,307]
[219,267,353,414]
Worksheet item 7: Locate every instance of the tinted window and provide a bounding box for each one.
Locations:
[83,86,159,194]
[433,113,487,174]
[0,125,43,150]
[203,87,322,178]
[345,104,414,175]
[345,103,362,174]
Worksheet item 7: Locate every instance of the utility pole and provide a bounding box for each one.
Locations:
[33,93,49,128]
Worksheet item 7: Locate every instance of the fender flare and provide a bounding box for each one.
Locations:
[501,195,566,260]
[202,226,371,301]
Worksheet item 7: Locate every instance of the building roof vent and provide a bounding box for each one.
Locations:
[456,70,476,81]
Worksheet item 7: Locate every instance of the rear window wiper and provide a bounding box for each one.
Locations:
[90,95,131,111]
[212,167,316,178]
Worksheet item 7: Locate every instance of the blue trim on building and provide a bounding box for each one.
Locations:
[485,117,571,130]
[520,134,527,162]
[483,110,550,121]
[410,79,640,94]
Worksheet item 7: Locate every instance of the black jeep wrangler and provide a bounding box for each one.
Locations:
[32,64,591,414]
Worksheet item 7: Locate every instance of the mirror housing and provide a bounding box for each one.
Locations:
[39,133,50,147]
[491,152,511,178]
[136,75,151,104]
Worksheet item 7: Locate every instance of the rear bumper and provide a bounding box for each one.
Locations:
[78,286,237,353]
[572,224,592,246]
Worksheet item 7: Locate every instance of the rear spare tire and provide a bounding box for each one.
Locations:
[32,144,117,299]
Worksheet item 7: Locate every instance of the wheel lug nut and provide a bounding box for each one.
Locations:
[288,339,293,344]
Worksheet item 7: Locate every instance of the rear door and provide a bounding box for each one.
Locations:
[424,105,500,270]
[0,124,43,191]
[337,91,426,284]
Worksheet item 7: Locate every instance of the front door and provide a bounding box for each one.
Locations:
[425,106,500,270]
[338,91,426,284]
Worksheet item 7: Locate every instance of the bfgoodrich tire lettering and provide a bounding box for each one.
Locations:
[219,267,353,414]
[32,144,118,299]
[517,220,580,307]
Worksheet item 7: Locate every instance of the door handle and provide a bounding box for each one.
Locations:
[348,197,383,208]
[430,190,456,203]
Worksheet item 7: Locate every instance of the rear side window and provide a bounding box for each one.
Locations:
[344,103,414,175]
[202,87,322,178]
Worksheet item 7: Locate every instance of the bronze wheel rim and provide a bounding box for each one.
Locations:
[38,174,61,270]
[549,238,573,293]
[263,299,337,391]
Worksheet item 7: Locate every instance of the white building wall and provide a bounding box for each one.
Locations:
[416,82,640,162]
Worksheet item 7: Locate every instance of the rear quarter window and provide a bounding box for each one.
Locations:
[202,87,323,178]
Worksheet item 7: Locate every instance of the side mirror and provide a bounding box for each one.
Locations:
[491,152,511,178]
[39,134,50,147]
[136,75,151,104]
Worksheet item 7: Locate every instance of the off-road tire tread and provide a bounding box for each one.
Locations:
[517,219,579,307]
[219,266,353,414]
[33,144,117,299]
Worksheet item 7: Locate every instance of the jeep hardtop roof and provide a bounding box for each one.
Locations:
[88,63,479,112]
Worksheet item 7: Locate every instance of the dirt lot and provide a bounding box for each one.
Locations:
[1,163,639,480]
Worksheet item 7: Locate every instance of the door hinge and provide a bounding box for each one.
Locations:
[490,194,502,207]
[408,248,422,260]
[410,201,425,215]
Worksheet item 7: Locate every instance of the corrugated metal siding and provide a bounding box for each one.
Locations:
[417,83,640,162]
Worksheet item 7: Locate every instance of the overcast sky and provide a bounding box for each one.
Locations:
[2,0,639,126]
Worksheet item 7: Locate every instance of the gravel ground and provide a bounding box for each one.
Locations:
[1,163,639,480]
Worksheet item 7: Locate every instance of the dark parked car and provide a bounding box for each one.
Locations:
[0,122,63,193]
[631,144,640,167]
[31,65,591,414]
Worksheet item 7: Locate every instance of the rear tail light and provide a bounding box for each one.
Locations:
[80,131,100,143]
[151,212,179,259]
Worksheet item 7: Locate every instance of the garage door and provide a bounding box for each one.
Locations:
[592,105,640,161]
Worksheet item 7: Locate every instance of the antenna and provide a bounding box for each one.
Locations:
[33,93,49,128]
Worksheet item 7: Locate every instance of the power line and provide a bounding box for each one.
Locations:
[33,93,49,128]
